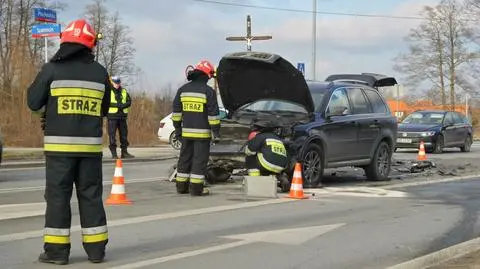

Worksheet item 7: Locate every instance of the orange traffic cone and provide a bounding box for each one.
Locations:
[106,159,132,205]
[417,141,427,161]
[287,162,309,199]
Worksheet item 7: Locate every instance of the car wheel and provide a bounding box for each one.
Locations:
[301,143,324,188]
[169,132,182,150]
[364,141,392,181]
[460,135,472,152]
[433,134,444,154]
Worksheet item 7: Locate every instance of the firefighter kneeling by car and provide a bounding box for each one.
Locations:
[245,122,288,177]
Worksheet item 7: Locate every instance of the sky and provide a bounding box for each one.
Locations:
[54,0,440,93]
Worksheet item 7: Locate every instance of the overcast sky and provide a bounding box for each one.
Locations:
[55,0,439,93]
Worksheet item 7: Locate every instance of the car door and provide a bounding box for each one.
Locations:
[322,87,358,162]
[441,112,456,146]
[346,87,378,159]
[452,112,469,145]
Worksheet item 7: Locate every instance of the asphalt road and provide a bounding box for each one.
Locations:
[1,159,480,269]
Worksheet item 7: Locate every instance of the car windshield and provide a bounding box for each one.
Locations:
[402,112,444,125]
[310,91,326,111]
[239,100,308,113]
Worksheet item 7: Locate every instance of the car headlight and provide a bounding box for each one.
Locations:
[421,131,435,137]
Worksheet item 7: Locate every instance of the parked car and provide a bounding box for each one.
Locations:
[396,110,474,153]
[158,108,228,150]
[207,51,399,188]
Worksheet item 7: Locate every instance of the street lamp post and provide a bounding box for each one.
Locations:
[226,15,272,52]
[312,0,317,81]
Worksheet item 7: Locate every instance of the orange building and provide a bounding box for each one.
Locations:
[386,99,468,120]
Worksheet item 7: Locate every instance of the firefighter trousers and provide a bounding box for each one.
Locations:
[246,155,276,176]
[43,156,108,260]
[108,118,129,151]
[176,139,210,195]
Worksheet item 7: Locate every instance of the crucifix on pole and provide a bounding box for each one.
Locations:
[226,15,272,51]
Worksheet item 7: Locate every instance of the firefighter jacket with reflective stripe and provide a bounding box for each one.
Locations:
[245,132,288,174]
[27,57,112,157]
[171,78,220,140]
[108,88,131,119]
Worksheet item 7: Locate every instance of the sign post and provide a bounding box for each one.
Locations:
[32,8,59,63]
[297,62,305,77]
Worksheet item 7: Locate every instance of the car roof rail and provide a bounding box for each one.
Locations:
[325,73,398,88]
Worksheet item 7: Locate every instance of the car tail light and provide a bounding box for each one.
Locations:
[159,122,165,128]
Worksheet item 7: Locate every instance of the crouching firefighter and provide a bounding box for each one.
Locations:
[172,60,221,196]
[26,19,110,265]
[245,123,288,177]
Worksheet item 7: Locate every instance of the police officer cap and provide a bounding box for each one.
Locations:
[111,76,121,84]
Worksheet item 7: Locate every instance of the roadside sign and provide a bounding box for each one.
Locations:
[31,23,61,38]
[297,62,305,76]
[33,7,57,23]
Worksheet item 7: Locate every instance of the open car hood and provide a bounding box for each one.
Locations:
[324,73,398,88]
[216,51,315,114]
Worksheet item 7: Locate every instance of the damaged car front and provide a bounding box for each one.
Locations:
[206,51,316,187]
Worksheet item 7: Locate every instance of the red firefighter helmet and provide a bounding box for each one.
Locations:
[60,19,97,49]
[248,131,259,141]
[194,60,215,78]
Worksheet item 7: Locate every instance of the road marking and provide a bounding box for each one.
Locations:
[306,186,408,198]
[0,198,296,243]
[0,177,168,194]
[387,236,480,269]
[109,223,345,269]
[0,157,176,172]
[0,203,46,221]
[383,174,480,190]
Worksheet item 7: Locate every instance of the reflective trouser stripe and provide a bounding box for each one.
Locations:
[190,174,204,184]
[44,144,103,153]
[44,228,70,244]
[176,172,190,182]
[182,128,211,138]
[257,153,285,173]
[248,169,260,176]
[82,225,108,243]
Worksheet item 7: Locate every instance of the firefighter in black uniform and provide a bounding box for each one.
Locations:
[245,122,289,176]
[27,19,110,265]
[172,60,220,196]
[107,75,134,159]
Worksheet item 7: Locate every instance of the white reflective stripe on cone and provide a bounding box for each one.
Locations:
[114,167,123,177]
[293,171,302,178]
[291,183,303,191]
[110,184,125,194]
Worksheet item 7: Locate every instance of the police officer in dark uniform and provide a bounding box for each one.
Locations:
[245,122,288,176]
[107,76,134,159]
[27,19,110,265]
[172,60,220,196]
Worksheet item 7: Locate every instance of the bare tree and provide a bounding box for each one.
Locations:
[84,0,136,82]
[394,0,473,110]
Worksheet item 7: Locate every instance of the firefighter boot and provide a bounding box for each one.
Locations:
[38,252,69,265]
[121,149,135,159]
[176,180,189,194]
[190,182,210,196]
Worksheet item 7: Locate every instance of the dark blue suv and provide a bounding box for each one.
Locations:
[209,52,398,188]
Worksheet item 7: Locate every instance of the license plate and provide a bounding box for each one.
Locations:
[397,138,412,143]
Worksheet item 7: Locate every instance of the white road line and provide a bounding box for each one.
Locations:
[0,203,46,221]
[0,198,295,243]
[383,174,480,189]
[109,241,250,269]
[387,236,480,269]
[0,177,168,194]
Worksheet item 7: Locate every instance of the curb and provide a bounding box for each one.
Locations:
[1,156,178,169]
[387,236,480,269]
